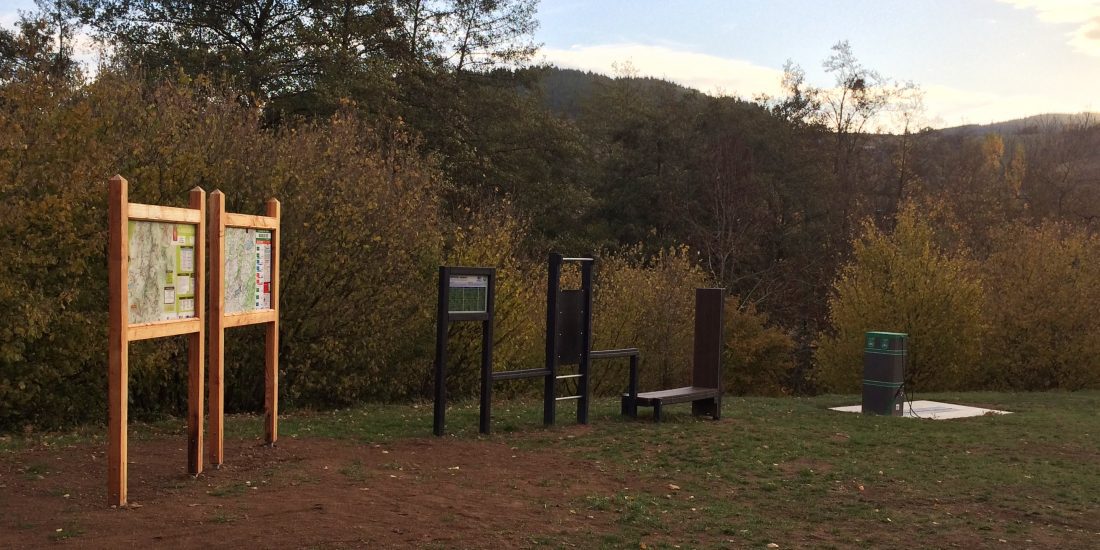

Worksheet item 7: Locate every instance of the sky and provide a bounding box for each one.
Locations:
[3,0,1098,128]
[535,0,1100,128]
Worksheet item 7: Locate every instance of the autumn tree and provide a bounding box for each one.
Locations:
[980,223,1100,390]
[816,202,984,393]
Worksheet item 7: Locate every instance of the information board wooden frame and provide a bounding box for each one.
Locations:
[208,190,281,467]
[108,175,206,507]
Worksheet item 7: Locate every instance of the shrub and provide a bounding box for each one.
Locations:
[815,203,984,393]
[980,223,1100,390]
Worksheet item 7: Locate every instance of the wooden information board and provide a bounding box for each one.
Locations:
[108,175,206,507]
[208,190,281,467]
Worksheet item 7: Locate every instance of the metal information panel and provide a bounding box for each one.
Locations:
[224,227,273,313]
[127,220,197,323]
[435,266,495,436]
[447,274,489,314]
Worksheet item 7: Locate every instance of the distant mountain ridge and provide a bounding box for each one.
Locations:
[937,113,1098,137]
[536,66,1096,136]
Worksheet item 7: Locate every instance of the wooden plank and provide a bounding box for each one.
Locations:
[224,212,277,229]
[692,288,724,390]
[223,309,277,328]
[208,190,225,467]
[264,199,280,445]
[108,175,129,507]
[634,386,720,404]
[187,187,205,476]
[127,202,201,224]
[127,318,201,341]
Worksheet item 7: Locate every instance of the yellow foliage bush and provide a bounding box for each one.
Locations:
[816,203,984,393]
[981,223,1100,390]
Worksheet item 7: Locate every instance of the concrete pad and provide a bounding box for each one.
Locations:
[829,400,1011,419]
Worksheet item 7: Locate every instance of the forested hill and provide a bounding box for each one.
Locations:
[938,113,1100,137]
[536,67,704,119]
[3,2,1100,431]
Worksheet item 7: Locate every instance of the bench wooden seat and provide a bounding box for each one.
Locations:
[627,288,724,423]
[635,386,720,404]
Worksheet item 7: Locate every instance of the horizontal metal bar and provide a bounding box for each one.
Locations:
[590,348,640,359]
[491,368,550,381]
[555,395,581,401]
[555,374,583,380]
[560,257,594,262]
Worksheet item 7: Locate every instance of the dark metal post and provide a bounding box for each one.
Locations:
[577,259,594,424]
[478,270,496,434]
[433,267,449,436]
[543,253,562,425]
[625,354,639,418]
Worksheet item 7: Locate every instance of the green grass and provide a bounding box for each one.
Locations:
[4,391,1099,547]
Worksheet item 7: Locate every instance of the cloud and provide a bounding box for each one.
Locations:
[996,0,1100,57]
[538,43,786,99]
[538,42,1092,129]
[922,83,1093,127]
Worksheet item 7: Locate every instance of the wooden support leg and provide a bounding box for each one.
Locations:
[653,401,662,423]
[692,398,720,419]
[187,331,204,475]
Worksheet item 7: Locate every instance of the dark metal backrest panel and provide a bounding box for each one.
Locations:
[692,288,724,389]
[556,289,584,364]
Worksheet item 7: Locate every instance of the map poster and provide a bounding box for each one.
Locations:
[225,227,273,313]
[448,275,489,314]
[127,221,197,324]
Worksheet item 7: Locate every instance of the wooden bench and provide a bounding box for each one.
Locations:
[626,288,724,422]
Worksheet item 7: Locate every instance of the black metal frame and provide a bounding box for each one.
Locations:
[444,254,644,436]
[542,253,594,425]
[433,266,495,436]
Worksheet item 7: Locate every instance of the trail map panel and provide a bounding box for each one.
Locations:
[225,227,273,313]
[448,275,489,314]
[127,221,197,324]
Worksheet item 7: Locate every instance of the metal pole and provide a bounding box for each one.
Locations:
[479,270,496,434]
[543,253,562,425]
[433,267,448,436]
[577,259,593,424]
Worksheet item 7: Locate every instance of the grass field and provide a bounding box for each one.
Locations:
[2,391,1098,548]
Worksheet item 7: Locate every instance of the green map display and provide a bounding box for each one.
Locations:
[448,275,488,313]
[225,227,273,313]
[127,221,196,324]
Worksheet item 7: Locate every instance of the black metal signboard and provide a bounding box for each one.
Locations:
[433,266,495,436]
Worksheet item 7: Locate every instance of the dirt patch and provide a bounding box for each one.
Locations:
[0,435,622,548]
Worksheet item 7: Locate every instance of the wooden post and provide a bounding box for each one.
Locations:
[208,191,226,466]
[108,175,129,507]
[187,187,205,475]
[265,198,281,445]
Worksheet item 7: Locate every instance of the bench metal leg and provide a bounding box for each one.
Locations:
[653,401,662,423]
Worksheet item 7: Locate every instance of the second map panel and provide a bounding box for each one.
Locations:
[225,227,273,313]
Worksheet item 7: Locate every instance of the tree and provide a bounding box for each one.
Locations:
[0,1,88,85]
[816,202,984,392]
[981,222,1100,390]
